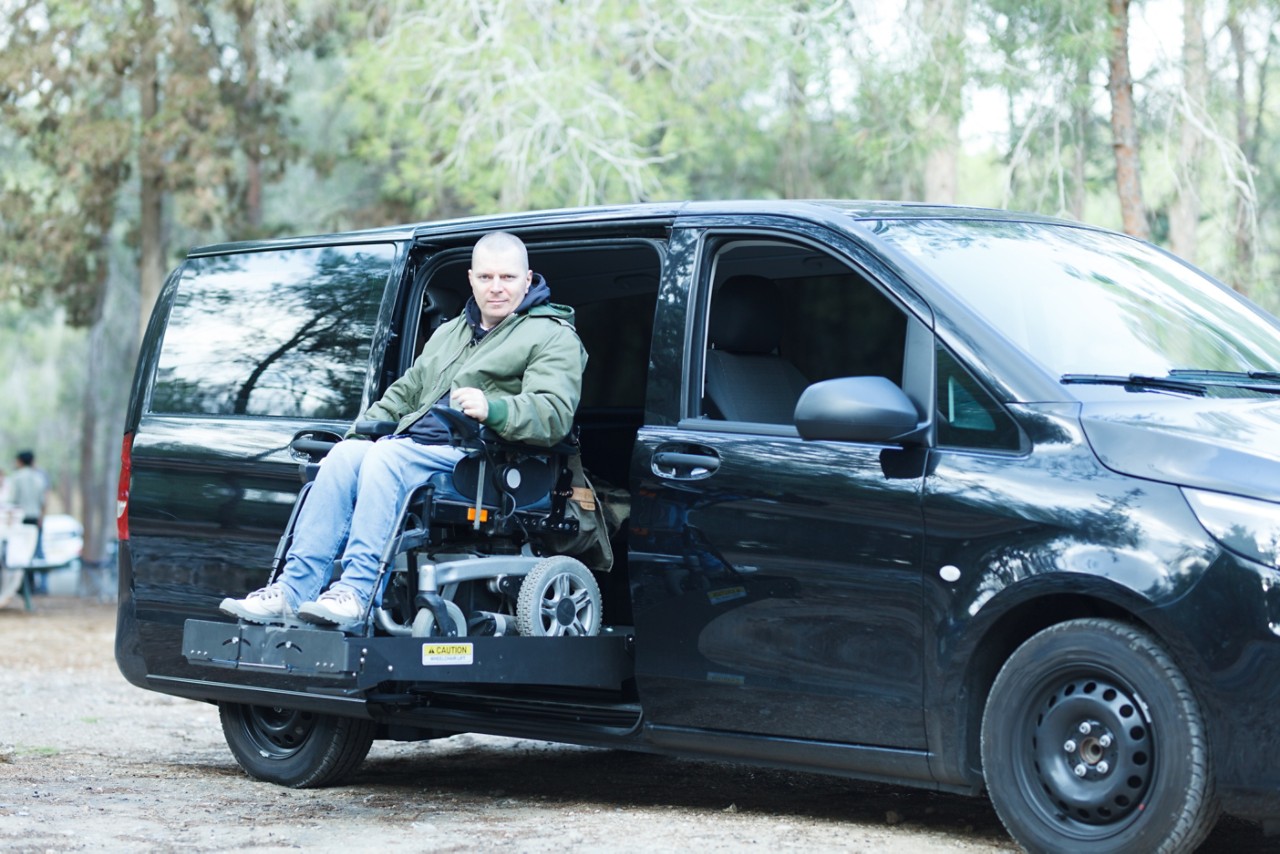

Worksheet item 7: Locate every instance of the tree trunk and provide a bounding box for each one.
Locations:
[1227,8,1254,292]
[235,1,264,233]
[779,59,814,198]
[923,135,959,205]
[1072,62,1090,221]
[1170,0,1206,261]
[137,0,166,341]
[78,351,102,576]
[773,5,814,199]
[1106,0,1149,239]
[921,0,966,204]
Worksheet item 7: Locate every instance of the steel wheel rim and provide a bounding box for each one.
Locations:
[241,706,316,759]
[1017,671,1155,838]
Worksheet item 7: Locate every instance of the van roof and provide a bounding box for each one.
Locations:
[187,200,1080,257]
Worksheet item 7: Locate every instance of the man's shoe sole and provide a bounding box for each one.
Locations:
[297,602,365,634]
[219,597,300,627]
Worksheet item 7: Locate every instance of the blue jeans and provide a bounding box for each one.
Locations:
[276,437,466,611]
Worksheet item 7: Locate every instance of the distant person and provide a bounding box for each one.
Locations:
[10,450,50,595]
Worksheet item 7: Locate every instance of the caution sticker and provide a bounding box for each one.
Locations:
[707,586,746,606]
[421,642,474,666]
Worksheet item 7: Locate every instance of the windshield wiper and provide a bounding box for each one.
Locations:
[1168,368,1280,384]
[1060,373,1207,396]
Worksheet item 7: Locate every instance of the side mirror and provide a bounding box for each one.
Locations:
[795,377,920,443]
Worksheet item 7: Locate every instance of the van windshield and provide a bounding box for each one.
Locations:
[873,219,1280,385]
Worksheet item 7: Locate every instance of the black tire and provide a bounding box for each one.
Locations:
[218,702,376,788]
[981,618,1219,854]
[515,555,602,637]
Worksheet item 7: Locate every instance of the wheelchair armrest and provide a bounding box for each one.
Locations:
[430,404,484,448]
[430,404,578,458]
[353,419,397,438]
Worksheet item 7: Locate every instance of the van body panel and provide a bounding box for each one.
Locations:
[629,424,928,747]
[919,403,1218,780]
[1081,397,1280,501]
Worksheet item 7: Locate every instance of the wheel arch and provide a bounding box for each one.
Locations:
[932,590,1163,789]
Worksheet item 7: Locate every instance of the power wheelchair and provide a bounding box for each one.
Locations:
[277,405,604,640]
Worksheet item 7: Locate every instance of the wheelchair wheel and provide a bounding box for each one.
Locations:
[515,555,602,637]
[411,598,467,638]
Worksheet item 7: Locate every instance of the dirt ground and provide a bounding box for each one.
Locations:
[0,597,1273,853]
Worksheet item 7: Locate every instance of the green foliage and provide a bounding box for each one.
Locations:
[0,2,133,325]
[11,0,1280,562]
[338,0,829,215]
[975,0,1113,216]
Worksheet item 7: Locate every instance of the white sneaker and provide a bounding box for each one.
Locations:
[219,583,293,624]
[298,586,366,632]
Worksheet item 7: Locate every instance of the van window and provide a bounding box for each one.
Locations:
[876,218,1280,381]
[699,238,907,424]
[151,244,393,419]
[935,343,1021,451]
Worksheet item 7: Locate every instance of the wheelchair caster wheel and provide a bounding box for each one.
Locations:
[411,599,467,637]
[516,556,602,637]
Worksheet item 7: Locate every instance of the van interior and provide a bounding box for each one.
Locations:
[404,235,910,629]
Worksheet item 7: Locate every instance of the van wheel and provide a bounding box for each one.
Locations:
[981,619,1218,854]
[218,702,375,788]
[516,555,602,636]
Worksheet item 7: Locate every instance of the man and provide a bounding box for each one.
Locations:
[221,231,586,632]
[10,450,50,594]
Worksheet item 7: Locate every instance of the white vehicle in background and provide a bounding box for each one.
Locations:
[0,511,84,606]
[28,514,85,571]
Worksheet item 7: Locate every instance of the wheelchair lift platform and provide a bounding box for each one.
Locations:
[182,619,635,692]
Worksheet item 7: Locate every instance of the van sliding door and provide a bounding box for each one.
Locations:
[629,225,929,750]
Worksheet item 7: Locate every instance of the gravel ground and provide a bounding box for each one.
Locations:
[0,597,1271,853]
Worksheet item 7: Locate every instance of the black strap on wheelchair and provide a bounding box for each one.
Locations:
[267,480,314,586]
[413,590,460,637]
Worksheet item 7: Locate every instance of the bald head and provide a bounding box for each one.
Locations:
[472,231,528,271]
[468,231,534,329]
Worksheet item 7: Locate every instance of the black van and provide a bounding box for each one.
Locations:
[117,201,1280,853]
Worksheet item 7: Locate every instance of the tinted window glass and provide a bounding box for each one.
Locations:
[875,219,1280,379]
[151,244,393,419]
[700,239,907,424]
[780,274,906,385]
[935,344,1021,451]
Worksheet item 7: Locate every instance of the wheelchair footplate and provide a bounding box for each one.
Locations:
[182,619,635,692]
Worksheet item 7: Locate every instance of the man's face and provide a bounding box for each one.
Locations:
[468,245,532,329]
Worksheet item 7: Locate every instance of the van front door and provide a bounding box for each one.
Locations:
[629,228,929,749]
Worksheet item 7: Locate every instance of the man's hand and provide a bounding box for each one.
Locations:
[450,387,489,422]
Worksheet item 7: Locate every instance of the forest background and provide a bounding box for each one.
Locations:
[0,0,1275,571]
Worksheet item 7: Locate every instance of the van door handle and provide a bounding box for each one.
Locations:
[290,429,344,462]
[652,450,720,479]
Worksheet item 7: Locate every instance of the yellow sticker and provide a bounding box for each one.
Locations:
[707,586,747,606]
[422,642,474,666]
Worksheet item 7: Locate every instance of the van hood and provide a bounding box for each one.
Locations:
[1080,397,1280,502]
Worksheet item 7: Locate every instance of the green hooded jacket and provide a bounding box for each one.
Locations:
[352,301,586,446]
